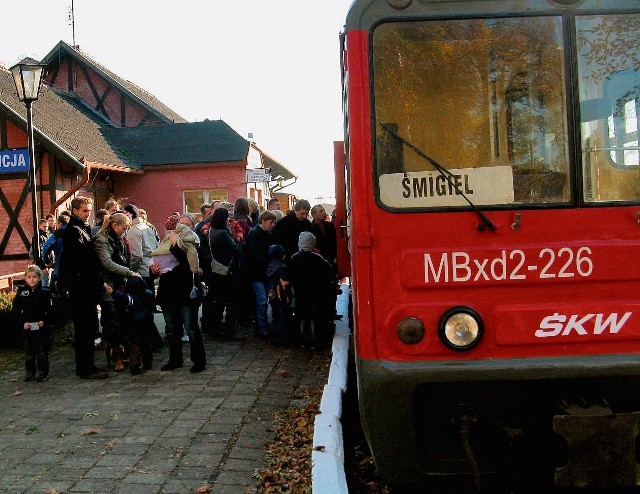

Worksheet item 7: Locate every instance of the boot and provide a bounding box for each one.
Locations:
[113,346,125,372]
[161,338,183,371]
[309,319,319,350]
[128,342,141,375]
[142,343,153,370]
[299,319,310,348]
[128,342,141,368]
[105,345,113,368]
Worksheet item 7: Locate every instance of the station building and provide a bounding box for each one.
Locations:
[0,41,296,278]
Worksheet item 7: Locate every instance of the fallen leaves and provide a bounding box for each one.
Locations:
[255,385,324,494]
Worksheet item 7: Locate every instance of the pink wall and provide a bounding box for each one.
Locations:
[115,162,248,235]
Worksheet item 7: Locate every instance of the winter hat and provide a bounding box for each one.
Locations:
[211,208,229,229]
[165,213,180,231]
[269,244,285,260]
[298,231,316,252]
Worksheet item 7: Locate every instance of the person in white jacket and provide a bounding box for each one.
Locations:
[124,204,163,350]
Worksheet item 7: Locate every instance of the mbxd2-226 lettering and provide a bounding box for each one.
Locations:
[424,247,593,283]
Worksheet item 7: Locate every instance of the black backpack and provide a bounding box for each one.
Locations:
[267,265,292,306]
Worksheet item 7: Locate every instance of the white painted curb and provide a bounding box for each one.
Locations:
[312,283,350,494]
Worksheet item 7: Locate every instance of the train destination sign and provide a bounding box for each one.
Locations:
[379,165,514,207]
[0,149,29,174]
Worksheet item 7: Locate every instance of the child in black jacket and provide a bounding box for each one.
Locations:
[12,265,53,381]
[113,276,155,375]
[266,244,292,347]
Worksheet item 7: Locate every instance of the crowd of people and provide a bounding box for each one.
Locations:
[12,195,341,382]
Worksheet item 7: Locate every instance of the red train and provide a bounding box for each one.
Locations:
[335,0,640,490]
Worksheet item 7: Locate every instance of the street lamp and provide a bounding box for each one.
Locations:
[10,57,46,265]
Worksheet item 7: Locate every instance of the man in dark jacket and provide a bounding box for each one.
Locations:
[271,199,312,261]
[310,205,337,266]
[58,196,108,379]
[245,210,277,336]
[310,204,341,319]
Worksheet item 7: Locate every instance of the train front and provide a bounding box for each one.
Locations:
[343,0,640,489]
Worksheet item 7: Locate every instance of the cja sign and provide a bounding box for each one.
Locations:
[0,149,29,173]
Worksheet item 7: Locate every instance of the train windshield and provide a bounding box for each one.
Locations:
[372,14,640,209]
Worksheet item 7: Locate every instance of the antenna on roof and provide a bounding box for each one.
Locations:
[68,0,78,50]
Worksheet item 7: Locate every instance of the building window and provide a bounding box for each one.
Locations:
[184,189,228,219]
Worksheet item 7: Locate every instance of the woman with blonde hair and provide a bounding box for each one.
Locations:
[94,212,142,373]
[247,198,259,227]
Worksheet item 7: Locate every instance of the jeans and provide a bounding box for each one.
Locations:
[162,303,206,366]
[24,328,51,376]
[142,276,163,349]
[251,281,269,335]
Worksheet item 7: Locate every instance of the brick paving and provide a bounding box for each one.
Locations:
[0,313,331,493]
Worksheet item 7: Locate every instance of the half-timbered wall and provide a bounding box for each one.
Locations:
[0,114,114,275]
[45,54,166,128]
[1,118,52,274]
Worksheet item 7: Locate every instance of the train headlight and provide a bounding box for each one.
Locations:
[396,317,425,345]
[439,307,483,351]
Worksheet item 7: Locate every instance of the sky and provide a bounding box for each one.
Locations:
[0,0,353,204]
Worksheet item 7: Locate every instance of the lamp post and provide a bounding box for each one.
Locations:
[10,57,46,265]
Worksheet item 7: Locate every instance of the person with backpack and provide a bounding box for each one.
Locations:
[266,244,292,347]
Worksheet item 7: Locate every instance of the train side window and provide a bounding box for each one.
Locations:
[577,14,640,203]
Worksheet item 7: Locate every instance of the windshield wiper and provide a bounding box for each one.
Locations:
[380,123,496,231]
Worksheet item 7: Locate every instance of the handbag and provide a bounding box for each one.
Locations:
[210,257,230,276]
